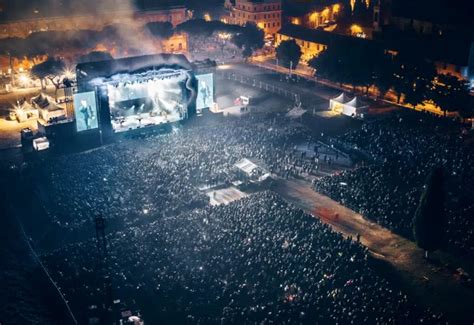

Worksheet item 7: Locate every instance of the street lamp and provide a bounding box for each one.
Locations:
[63,68,75,80]
[18,74,30,87]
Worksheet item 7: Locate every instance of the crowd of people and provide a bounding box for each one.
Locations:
[34,114,338,234]
[25,107,472,323]
[314,112,474,256]
[189,32,244,63]
[43,192,442,324]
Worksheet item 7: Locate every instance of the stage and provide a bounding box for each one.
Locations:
[207,187,248,206]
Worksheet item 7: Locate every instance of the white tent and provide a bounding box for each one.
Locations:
[329,93,369,117]
[234,158,271,182]
[31,94,66,121]
[343,97,369,117]
[329,93,350,113]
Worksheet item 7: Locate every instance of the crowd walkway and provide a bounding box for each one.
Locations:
[274,178,474,323]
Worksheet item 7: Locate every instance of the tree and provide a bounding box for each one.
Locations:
[308,39,382,93]
[275,39,302,69]
[77,51,113,64]
[31,58,65,98]
[308,46,343,84]
[373,53,396,98]
[432,74,471,117]
[392,51,436,106]
[145,21,174,39]
[413,167,446,259]
[231,22,264,59]
[176,19,222,36]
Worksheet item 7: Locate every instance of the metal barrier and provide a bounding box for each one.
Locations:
[218,71,300,102]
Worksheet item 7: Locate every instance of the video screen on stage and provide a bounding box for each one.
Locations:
[196,73,214,109]
[74,91,99,132]
[107,70,189,133]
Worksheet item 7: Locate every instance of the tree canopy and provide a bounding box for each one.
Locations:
[230,22,265,58]
[413,167,446,255]
[31,57,65,80]
[145,21,175,39]
[392,51,436,106]
[275,39,302,69]
[308,39,385,92]
[31,57,66,93]
[432,74,471,116]
[77,51,113,64]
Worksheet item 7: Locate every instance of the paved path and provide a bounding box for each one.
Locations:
[274,178,474,323]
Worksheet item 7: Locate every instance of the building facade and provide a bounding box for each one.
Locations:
[287,3,342,29]
[0,6,187,39]
[275,24,332,62]
[372,0,474,86]
[225,0,283,35]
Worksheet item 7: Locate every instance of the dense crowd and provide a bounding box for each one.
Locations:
[34,114,340,233]
[315,112,474,255]
[26,108,472,323]
[43,192,443,324]
[189,32,244,63]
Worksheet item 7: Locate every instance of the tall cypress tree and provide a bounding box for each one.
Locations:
[413,167,446,259]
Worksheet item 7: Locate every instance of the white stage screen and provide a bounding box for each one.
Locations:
[196,73,214,109]
[107,71,189,133]
[74,91,99,132]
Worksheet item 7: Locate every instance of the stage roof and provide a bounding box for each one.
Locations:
[76,53,192,85]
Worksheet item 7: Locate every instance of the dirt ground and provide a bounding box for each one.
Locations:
[274,178,474,323]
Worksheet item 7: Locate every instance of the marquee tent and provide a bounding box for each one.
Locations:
[329,93,369,117]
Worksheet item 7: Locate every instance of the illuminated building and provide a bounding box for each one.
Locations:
[0,2,189,70]
[0,5,187,39]
[275,24,335,62]
[224,0,283,35]
[372,0,474,86]
[286,3,342,29]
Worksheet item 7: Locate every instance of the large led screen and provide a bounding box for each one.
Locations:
[196,73,214,109]
[74,91,99,132]
[107,71,189,133]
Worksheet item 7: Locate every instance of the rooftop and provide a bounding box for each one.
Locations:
[0,0,185,23]
[391,0,474,27]
[76,53,192,86]
[279,23,474,67]
[278,23,370,46]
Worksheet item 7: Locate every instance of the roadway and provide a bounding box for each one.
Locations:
[249,56,454,117]
[275,178,474,323]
